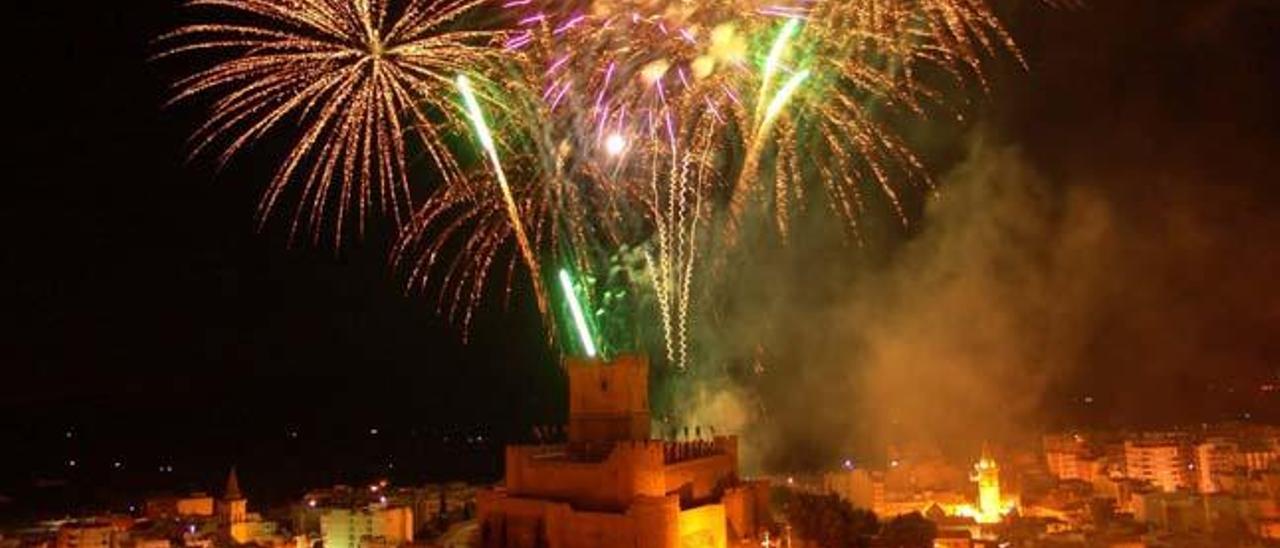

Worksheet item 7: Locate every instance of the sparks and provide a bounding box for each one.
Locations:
[456,74,548,316]
[159,0,495,242]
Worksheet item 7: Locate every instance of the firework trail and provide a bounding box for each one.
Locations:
[558,269,599,357]
[393,62,636,334]
[455,74,549,317]
[158,0,496,242]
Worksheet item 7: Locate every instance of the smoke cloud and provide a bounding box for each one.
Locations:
[665,127,1278,472]
[659,0,1280,473]
[659,134,1102,468]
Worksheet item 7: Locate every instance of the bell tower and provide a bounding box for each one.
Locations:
[972,444,1002,523]
[565,354,651,443]
[218,467,247,525]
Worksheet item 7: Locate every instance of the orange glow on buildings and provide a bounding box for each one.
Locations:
[1124,435,1193,493]
[959,445,1012,524]
[476,355,770,547]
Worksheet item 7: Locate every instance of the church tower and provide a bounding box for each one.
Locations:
[972,444,1002,523]
[218,467,248,526]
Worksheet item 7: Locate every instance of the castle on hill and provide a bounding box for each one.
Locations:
[476,354,770,547]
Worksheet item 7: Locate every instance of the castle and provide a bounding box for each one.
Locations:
[476,354,770,547]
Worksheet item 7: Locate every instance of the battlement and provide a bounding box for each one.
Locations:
[505,440,668,511]
[510,436,737,465]
[663,436,737,465]
[503,436,742,513]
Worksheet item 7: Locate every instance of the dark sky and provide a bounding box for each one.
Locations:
[7,2,567,409]
[5,1,564,509]
[989,0,1280,409]
[1000,0,1280,414]
[4,0,1279,507]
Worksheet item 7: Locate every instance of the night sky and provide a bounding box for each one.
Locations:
[5,0,1279,516]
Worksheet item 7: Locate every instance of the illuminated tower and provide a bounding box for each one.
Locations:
[565,354,650,443]
[972,444,1002,523]
[218,467,247,525]
[478,354,772,547]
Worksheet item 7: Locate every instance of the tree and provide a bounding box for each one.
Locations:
[784,493,879,548]
[1089,497,1117,527]
[880,512,937,548]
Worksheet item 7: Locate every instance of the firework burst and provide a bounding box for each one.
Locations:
[158,0,496,242]
[165,0,1047,368]
[393,65,645,336]
[431,0,1036,367]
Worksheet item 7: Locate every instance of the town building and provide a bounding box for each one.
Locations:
[301,481,477,538]
[823,468,884,512]
[144,494,215,520]
[1195,439,1239,493]
[821,446,1016,529]
[56,521,124,548]
[1043,433,1103,483]
[1123,435,1192,493]
[1240,441,1279,473]
[318,505,414,548]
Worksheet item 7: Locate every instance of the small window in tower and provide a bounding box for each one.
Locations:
[601,378,608,392]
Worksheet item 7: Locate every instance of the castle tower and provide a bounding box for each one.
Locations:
[972,444,1002,523]
[479,354,768,547]
[565,354,650,443]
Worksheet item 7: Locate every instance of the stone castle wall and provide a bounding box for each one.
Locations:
[505,441,667,512]
[478,491,709,548]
